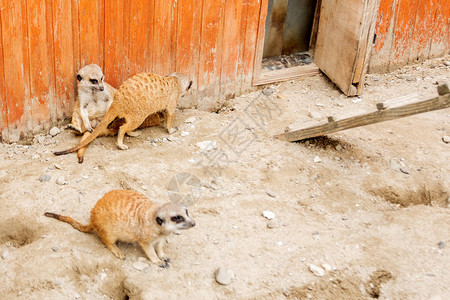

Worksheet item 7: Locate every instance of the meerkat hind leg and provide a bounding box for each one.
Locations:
[99,234,124,259]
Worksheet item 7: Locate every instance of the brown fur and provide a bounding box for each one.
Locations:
[44,190,195,263]
[55,72,192,156]
[76,112,165,163]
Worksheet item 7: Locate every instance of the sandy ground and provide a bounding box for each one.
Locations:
[0,56,449,300]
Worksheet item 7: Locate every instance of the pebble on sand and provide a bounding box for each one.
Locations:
[309,264,326,277]
[262,211,275,220]
[49,127,61,137]
[215,267,233,285]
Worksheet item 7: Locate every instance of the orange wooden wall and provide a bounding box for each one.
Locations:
[0,0,262,142]
[371,0,450,72]
[0,0,448,142]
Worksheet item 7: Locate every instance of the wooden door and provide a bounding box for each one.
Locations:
[314,0,380,96]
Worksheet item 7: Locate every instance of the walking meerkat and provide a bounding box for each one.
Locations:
[55,72,192,156]
[68,64,117,134]
[44,190,195,264]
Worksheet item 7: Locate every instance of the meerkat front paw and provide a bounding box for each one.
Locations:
[117,143,129,150]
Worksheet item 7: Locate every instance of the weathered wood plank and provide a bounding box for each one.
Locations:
[314,0,365,96]
[252,0,269,85]
[409,0,439,62]
[153,0,177,75]
[1,1,30,137]
[27,0,51,128]
[79,0,103,66]
[128,0,152,76]
[220,0,243,100]
[429,0,450,57]
[0,7,7,132]
[198,0,226,110]
[376,93,419,110]
[276,88,450,142]
[53,0,75,121]
[389,0,418,69]
[175,0,202,100]
[104,1,125,87]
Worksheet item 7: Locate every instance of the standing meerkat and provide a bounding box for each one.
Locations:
[68,64,117,134]
[55,72,192,156]
[44,190,195,264]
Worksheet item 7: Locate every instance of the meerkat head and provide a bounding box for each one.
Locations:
[155,202,195,234]
[76,64,105,92]
[167,72,193,94]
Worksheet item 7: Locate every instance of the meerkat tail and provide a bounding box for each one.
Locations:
[76,131,92,164]
[44,212,94,233]
[54,112,117,156]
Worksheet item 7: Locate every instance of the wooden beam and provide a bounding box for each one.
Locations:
[275,84,450,142]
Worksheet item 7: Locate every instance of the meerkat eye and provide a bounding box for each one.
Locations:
[171,215,184,223]
[90,79,98,84]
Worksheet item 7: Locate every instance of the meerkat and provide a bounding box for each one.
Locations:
[54,72,192,156]
[68,64,117,134]
[44,190,195,264]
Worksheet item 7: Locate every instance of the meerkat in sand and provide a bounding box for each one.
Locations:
[55,72,192,156]
[44,190,195,264]
[68,64,117,134]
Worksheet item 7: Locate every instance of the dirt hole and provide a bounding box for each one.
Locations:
[0,217,43,247]
[283,269,393,299]
[370,183,449,208]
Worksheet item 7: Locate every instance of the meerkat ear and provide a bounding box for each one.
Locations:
[156,217,164,226]
[76,74,82,81]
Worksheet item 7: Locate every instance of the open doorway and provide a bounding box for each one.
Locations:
[253,0,321,85]
[253,0,379,96]
[262,0,317,71]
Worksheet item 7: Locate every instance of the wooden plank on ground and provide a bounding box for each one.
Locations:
[275,85,450,142]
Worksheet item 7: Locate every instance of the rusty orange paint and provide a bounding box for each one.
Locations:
[374,0,396,53]
[79,0,103,66]
[0,6,7,129]
[53,0,75,120]
[430,0,450,56]
[1,1,28,129]
[27,0,51,126]
[409,0,439,62]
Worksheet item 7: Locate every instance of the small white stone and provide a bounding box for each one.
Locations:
[56,177,68,185]
[133,261,150,271]
[74,293,81,299]
[181,131,190,137]
[313,156,322,163]
[309,264,325,277]
[196,140,217,151]
[442,136,450,143]
[49,127,61,137]
[54,164,62,170]
[262,211,275,220]
[100,272,107,280]
[185,117,197,123]
[141,185,149,191]
[276,241,284,246]
[2,250,10,259]
[215,267,233,285]
[321,263,333,272]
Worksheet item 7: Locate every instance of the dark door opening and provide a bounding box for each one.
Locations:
[262,0,317,72]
